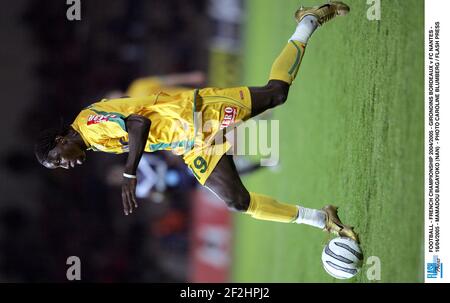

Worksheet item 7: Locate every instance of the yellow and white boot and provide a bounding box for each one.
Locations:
[322,205,359,243]
[295,1,350,26]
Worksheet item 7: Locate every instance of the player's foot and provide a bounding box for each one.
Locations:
[322,205,359,243]
[295,1,350,26]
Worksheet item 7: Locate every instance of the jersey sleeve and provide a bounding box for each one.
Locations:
[126,77,163,97]
[71,108,129,153]
[126,77,189,97]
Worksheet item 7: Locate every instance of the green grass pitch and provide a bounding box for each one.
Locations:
[233,0,424,282]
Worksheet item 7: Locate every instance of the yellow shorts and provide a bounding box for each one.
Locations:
[183,86,252,185]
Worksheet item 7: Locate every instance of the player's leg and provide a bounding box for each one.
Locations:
[249,1,350,117]
[204,154,358,241]
[249,80,291,117]
[204,154,320,226]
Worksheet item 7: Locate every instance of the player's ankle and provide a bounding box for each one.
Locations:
[290,15,319,44]
[294,206,326,229]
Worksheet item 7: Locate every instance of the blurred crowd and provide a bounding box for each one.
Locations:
[0,0,209,282]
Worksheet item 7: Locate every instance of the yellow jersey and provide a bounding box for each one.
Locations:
[71,90,198,155]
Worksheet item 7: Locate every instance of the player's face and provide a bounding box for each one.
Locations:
[43,136,86,170]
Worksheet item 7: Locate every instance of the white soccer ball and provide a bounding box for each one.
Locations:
[321,237,363,279]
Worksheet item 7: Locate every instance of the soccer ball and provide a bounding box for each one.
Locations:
[321,237,363,279]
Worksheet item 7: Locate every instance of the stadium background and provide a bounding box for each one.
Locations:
[0,0,423,282]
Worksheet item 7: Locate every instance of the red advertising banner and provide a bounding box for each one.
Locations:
[188,188,232,282]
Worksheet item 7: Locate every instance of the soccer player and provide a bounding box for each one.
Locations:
[35,2,359,242]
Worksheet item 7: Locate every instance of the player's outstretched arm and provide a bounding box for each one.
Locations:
[122,114,151,216]
[155,71,205,87]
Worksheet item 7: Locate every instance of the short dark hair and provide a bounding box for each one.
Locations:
[34,125,70,165]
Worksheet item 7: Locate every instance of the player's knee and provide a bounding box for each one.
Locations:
[268,80,289,107]
[272,91,288,106]
[224,191,250,213]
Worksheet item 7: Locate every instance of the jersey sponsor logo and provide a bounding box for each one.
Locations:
[87,114,118,125]
[219,106,237,130]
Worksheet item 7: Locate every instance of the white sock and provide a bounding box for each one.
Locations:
[295,206,326,229]
[290,15,319,44]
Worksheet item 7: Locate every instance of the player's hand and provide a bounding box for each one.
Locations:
[121,177,138,215]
